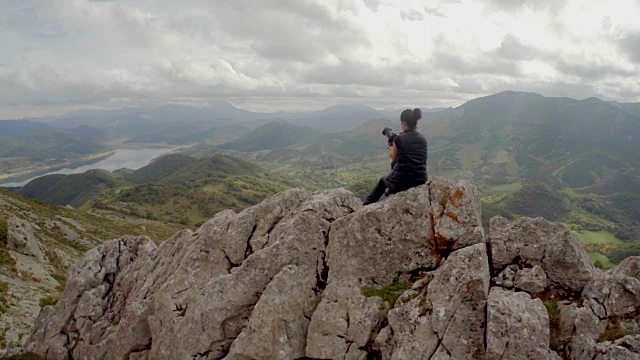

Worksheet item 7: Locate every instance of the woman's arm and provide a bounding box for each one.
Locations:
[389,142,398,162]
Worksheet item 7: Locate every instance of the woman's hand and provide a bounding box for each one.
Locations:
[389,142,398,163]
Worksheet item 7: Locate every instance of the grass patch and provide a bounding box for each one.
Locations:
[0,281,9,313]
[39,296,58,308]
[598,324,632,343]
[0,353,43,360]
[544,299,570,352]
[589,252,615,269]
[51,273,67,290]
[361,278,411,307]
[487,182,522,194]
[575,230,623,245]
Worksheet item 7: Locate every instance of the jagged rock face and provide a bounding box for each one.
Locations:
[371,243,490,359]
[25,180,487,359]
[7,217,44,261]
[488,218,640,359]
[489,216,597,292]
[27,235,157,359]
[26,188,361,359]
[24,180,640,359]
[486,288,558,359]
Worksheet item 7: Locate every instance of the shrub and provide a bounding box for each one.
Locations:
[607,243,640,264]
[504,183,569,221]
[0,217,7,245]
[361,278,411,307]
[544,299,570,351]
[0,352,43,360]
[39,296,59,308]
[0,281,9,313]
[598,323,632,342]
[481,201,513,228]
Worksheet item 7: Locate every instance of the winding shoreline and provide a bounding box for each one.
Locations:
[0,150,116,184]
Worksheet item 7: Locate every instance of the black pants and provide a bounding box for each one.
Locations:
[363,177,388,205]
[363,177,425,205]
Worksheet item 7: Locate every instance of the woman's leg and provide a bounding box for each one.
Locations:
[363,177,388,205]
[387,180,424,196]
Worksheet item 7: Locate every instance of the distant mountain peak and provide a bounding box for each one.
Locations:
[319,104,377,113]
[205,99,239,111]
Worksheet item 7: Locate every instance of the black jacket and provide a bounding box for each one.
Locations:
[387,129,427,187]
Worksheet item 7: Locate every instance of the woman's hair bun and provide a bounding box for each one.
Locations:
[400,108,421,129]
[412,108,422,122]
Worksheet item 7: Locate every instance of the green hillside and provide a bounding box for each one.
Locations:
[502,184,570,222]
[92,174,290,226]
[125,124,247,145]
[0,131,108,160]
[158,155,265,185]
[15,153,278,225]
[218,121,317,152]
[17,170,125,207]
[187,118,394,171]
[84,154,296,225]
[124,154,197,184]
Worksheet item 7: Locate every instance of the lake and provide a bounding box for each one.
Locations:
[0,147,176,187]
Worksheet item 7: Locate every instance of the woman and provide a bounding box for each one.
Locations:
[363,108,427,205]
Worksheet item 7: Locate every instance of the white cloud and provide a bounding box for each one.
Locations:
[0,0,639,118]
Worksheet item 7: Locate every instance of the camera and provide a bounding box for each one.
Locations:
[382,127,397,145]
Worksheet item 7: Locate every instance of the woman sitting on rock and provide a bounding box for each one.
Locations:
[363,108,428,205]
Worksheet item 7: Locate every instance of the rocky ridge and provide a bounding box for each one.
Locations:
[0,189,182,357]
[24,179,640,359]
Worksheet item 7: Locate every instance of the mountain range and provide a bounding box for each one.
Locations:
[19,101,430,144]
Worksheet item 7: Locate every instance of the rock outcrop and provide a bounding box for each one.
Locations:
[486,288,558,359]
[488,216,598,293]
[7,217,44,261]
[0,188,183,357]
[24,180,640,359]
[488,217,640,359]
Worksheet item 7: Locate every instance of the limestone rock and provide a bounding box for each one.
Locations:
[515,265,547,293]
[380,243,490,359]
[486,287,556,360]
[495,265,518,288]
[46,220,76,241]
[306,181,485,359]
[558,302,607,345]
[27,180,637,360]
[567,258,640,358]
[25,188,362,359]
[428,179,485,251]
[582,271,640,319]
[591,335,640,359]
[6,217,44,261]
[26,235,156,358]
[613,257,640,279]
[489,216,597,291]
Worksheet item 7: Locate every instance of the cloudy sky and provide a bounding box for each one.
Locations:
[1,0,640,118]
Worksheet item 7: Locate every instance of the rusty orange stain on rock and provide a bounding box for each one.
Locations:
[445,211,460,224]
[450,187,465,208]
